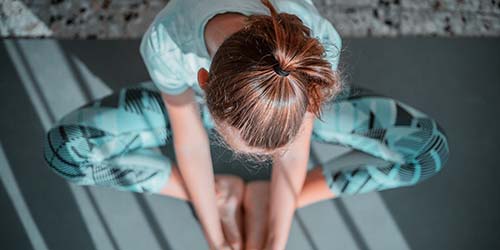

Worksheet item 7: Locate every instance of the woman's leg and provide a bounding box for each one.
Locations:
[43,81,175,193]
[310,85,450,198]
[297,167,335,208]
[245,84,453,213]
[266,86,451,210]
[243,86,451,247]
[242,167,334,250]
[43,83,245,247]
[160,164,245,249]
[159,163,190,199]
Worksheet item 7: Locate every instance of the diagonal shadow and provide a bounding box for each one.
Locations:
[295,212,320,250]
[134,194,173,250]
[61,46,174,250]
[11,41,57,123]
[309,147,371,250]
[60,47,93,102]
[279,161,320,250]
[84,187,120,250]
[58,40,151,91]
[6,40,99,250]
[332,199,370,250]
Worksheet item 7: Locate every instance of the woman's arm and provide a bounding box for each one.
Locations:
[266,112,315,249]
[162,89,227,249]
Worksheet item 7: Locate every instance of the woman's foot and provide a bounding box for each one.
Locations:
[243,181,270,250]
[215,175,245,250]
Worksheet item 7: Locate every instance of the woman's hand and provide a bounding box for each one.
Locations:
[215,175,245,250]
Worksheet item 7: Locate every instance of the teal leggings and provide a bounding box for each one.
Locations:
[43,81,449,197]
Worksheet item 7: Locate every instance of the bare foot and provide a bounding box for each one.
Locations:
[243,181,270,250]
[215,175,245,250]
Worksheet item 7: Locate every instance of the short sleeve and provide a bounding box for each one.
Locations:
[276,0,342,71]
[315,17,342,71]
[140,23,191,95]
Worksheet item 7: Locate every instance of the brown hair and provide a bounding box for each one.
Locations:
[204,0,341,151]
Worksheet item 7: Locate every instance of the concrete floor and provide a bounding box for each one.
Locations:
[0,38,499,250]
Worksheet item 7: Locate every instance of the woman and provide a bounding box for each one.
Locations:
[43,0,450,249]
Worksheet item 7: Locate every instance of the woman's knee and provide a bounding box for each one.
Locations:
[43,124,106,185]
[43,125,171,194]
[383,118,450,189]
[412,117,450,181]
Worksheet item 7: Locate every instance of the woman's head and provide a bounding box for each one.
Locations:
[200,0,341,155]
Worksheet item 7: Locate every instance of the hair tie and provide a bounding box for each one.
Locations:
[273,64,290,77]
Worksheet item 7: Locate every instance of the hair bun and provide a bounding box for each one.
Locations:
[273,64,290,77]
[260,0,341,114]
[204,0,342,150]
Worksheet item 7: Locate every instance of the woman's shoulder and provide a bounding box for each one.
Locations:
[139,0,342,95]
[140,0,340,57]
[276,0,342,70]
[140,0,199,55]
[139,0,211,95]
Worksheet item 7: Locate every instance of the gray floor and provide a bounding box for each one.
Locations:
[0,38,499,250]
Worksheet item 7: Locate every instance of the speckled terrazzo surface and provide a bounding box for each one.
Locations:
[1,0,500,38]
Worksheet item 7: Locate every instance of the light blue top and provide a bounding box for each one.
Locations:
[139,0,342,97]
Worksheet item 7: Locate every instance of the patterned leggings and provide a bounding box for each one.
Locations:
[43,81,449,197]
